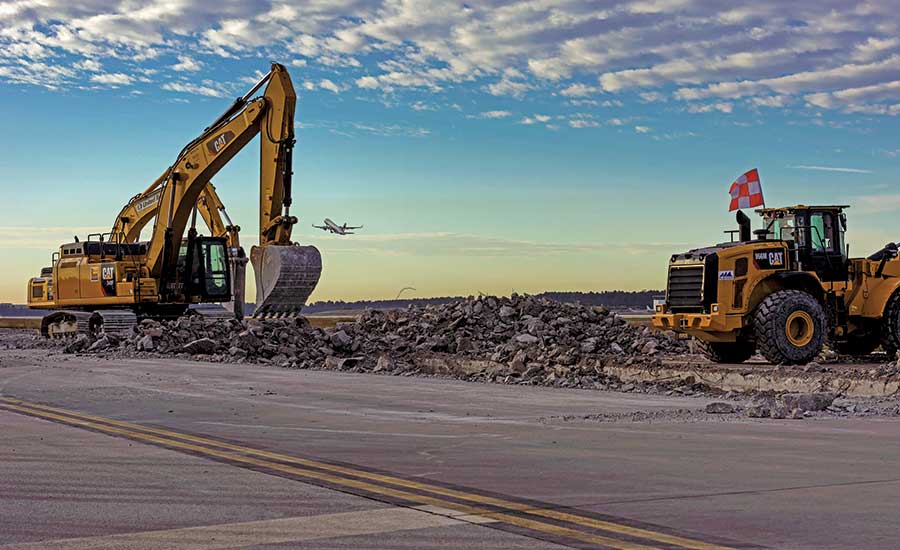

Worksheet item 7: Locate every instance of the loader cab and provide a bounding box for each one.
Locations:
[176,236,232,301]
[759,205,849,282]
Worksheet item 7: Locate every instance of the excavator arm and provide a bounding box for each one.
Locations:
[112,180,240,249]
[145,63,320,316]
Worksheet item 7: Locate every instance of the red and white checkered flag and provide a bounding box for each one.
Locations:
[728,169,764,212]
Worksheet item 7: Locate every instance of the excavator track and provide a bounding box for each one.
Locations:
[40,310,137,338]
[96,311,138,337]
[251,244,322,318]
[41,311,95,338]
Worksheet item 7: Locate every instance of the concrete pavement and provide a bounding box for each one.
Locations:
[2,349,900,548]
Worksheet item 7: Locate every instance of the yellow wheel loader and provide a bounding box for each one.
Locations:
[27,63,322,336]
[653,205,900,365]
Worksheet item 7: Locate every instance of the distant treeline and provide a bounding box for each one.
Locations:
[294,290,663,314]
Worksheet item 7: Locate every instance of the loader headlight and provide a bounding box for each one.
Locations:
[711,303,719,313]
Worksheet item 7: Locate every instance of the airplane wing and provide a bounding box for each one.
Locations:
[345,225,363,230]
[311,224,329,230]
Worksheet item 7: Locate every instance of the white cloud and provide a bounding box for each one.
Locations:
[790,165,873,174]
[560,83,600,97]
[487,77,532,97]
[319,78,341,93]
[749,95,788,108]
[639,91,666,103]
[73,58,102,72]
[291,59,307,68]
[569,119,599,128]
[161,81,224,97]
[355,76,379,89]
[171,55,202,72]
[90,72,133,85]
[349,123,430,138]
[634,125,652,133]
[467,110,512,119]
[519,114,551,125]
[686,102,733,114]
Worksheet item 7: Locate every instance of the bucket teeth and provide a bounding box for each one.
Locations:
[250,244,322,318]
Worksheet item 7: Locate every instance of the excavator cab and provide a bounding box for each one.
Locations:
[176,237,232,302]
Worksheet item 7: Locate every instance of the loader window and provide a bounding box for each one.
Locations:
[772,215,797,244]
[810,212,835,252]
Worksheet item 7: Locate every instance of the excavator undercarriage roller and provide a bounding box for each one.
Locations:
[40,310,137,338]
[251,244,322,318]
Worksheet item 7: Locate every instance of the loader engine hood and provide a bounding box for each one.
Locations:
[665,244,738,313]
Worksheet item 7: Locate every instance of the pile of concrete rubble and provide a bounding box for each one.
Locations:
[68,295,688,390]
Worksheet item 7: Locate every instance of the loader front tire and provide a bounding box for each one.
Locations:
[753,290,825,365]
[697,340,755,364]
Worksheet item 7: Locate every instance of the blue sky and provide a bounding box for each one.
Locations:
[1,1,898,303]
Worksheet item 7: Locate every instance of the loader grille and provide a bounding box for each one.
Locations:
[667,265,705,312]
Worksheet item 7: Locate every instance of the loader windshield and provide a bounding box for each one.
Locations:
[771,215,799,244]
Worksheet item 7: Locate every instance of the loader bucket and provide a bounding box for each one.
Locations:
[250,244,322,318]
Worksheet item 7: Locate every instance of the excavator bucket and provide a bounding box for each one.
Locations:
[250,244,322,318]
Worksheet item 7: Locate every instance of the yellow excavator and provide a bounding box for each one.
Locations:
[27,63,322,336]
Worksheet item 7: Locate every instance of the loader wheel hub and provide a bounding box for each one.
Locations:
[785,311,814,347]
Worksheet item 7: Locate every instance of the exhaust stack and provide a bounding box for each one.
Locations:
[736,211,751,242]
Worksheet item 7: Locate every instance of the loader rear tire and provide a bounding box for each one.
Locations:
[697,340,755,364]
[880,291,900,358]
[753,290,826,365]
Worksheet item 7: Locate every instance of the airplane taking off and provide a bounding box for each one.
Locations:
[312,218,363,235]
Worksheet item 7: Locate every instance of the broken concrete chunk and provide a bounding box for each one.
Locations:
[181,338,217,355]
[705,402,736,414]
[778,392,835,412]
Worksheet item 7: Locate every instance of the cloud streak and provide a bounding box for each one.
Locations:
[790,165,874,174]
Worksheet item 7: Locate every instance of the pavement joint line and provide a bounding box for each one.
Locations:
[1,397,740,550]
[0,507,464,550]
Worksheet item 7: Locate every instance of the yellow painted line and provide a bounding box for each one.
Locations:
[0,401,658,550]
[1,397,734,550]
